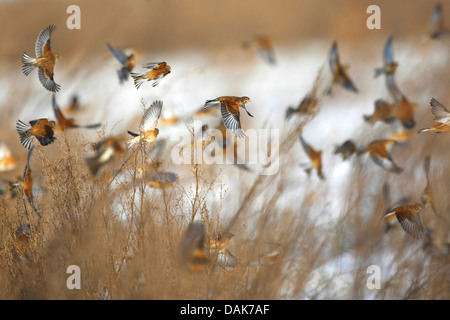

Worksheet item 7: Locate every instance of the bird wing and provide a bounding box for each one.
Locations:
[396,208,425,239]
[35,25,56,59]
[429,4,443,33]
[430,98,450,124]
[383,36,394,64]
[220,103,245,138]
[328,42,339,72]
[106,42,128,65]
[143,62,163,69]
[139,100,163,132]
[38,68,60,92]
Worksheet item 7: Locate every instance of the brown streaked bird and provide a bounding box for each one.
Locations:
[383,204,426,239]
[418,98,450,133]
[0,141,19,172]
[180,221,209,272]
[210,231,236,268]
[429,3,448,39]
[131,62,171,89]
[394,95,417,129]
[363,99,396,125]
[299,135,325,180]
[146,171,179,189]
[107,42,136,84]
[16,118,56,149]
[193,104,220,118]
[357,139,403,173]
[22,25,61,92]
[52,94,101,132]
[126,100,163,150]
[328,42,358,94]
[243,35,276,65]
[334,139,356,161]
[374,37,398,78]
[84,137,125,176]
[204,96,253,138]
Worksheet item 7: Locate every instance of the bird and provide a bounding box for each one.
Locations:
[299,135,325,180]
[146,171,179,189]
[52,94,101,132]
[0,141,19,172]
[106,42,136,84]
[243,35,276,65]
[63,95,82,114]
[328,42,358,94]
[180,221,209,272]
[357,139,403,173]
[383,204,426,239]
[429,3,447,39]
[363,99,396,125]
[16,118,56,149]
[210,231,236,268]
[382,183,410,234]
[21,25,61,92]
[131,62,171,89]
[84,137,125,176]
[334,139,357,161]
[374,37,398,78]
[285,93,318,120]
[204,96,253,138]
[394,95,417,129]
[126,100,163,150]
[418,98,450,133]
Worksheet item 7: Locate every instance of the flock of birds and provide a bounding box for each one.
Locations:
[0,3,449,271]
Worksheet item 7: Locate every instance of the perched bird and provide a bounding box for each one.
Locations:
[394,95,417,129]
[243,35,276,65]
[146,171,179,189]
[107,42,136,84]
[299,135,325,180]
[204,96,253,138]
[84,137,125,176]
[210,231,236,268]
[0,141,19,172]
[383,204,426,239]
[131,62,171,89]
[418,98,450,133]
[180,221,208,272]
[52,94,101,132]
[328,42,358,94]
[374,37,398,78]
[429,3,447,39]
[16,118,56,149]
[21,25,61,92]
[357,139,403,173]
[334,139,357,161]
[363,99,396,125]
[126,100,163,150]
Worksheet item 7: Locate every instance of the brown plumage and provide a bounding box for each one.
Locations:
[131,62,171,89]
[334,139,356,161]
[243,35,276,65]
[16,118,56,149]
[374,37,398,78]
[363,99,396,124]
[418,98,450,133]
[180,221,208,272]
[299,135,325,180]
[383,204,426,239]
[328,42,358,94]
[107,42,136,84]
[429,4,448,39]
[84,137,125,176]
[358,139,403,173]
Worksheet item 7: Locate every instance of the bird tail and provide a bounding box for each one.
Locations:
[16,120,33,149]
[285,106,296,120]
[204,99,220,110]
[374,67,384,78]
[125,134,138,150]
[21,53,37,76]
[131,73,146,89]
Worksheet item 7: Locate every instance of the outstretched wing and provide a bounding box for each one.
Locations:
[220,103,245,138]
[107,42,128,66]
[430,98,450,124]
[383,36,394,64]
[139,100,163,132]
[35,25,56,58]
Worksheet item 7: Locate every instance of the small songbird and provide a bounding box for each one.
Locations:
[84,137,125,176]
[0,141,19,172]
[429,3,448,39]
[394,95,417,129]
[204,96,253,138]
[16,118,56,149]
[146,171,179,189]
[357,139,403,173]
[243,35,276,65]
[418,98,450,133]
[334,139,356,161]
[180,221,209,272]
[374,37,398,78]
[22,25,61,92]
[299,135,325,180]
[328,42,358,94]
[131,62,171,89]
[383,204,426,239]
[52,94,101,132]
[126,100,163,150]
[363,99,396,125]
[210,231,236,268]
[285,93,318,120]
[107,42,136,84]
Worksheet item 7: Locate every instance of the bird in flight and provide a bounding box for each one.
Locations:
[52,94,101,132]
[299,135,325,180]
[84,137,125,176]
[418,98,450,133]
[428,3,448,39]
[374,36,398,78]
[180,221,209,272]
[357,139,403,173]
[243,35,277,65]
[383,204,426,239]
[131,62,171,89]
[16,118,56,149]
[327,42,358,94]
[126,100,163,150]
[107,42,136,84]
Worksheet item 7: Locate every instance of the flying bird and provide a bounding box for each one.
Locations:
[243,35,276,65]
[84,137,125,176]
[16,118,56,149]
[394,95,417,129]
[363,99,396,125]
[126,100,163,150]
[22,146,40,216]
[418,98,450,133]
[131,62,171,89]
[357,139,403,173]
[52,94,101,132]
[383,204,426,239]
[107,42,136,84]
[204,96,253,138]
[299,135,325,180]
[328,42,358,94]
[180,221,209,272]
[334,139,357,161]
[374,37,398,78]
[21,25,61,92]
